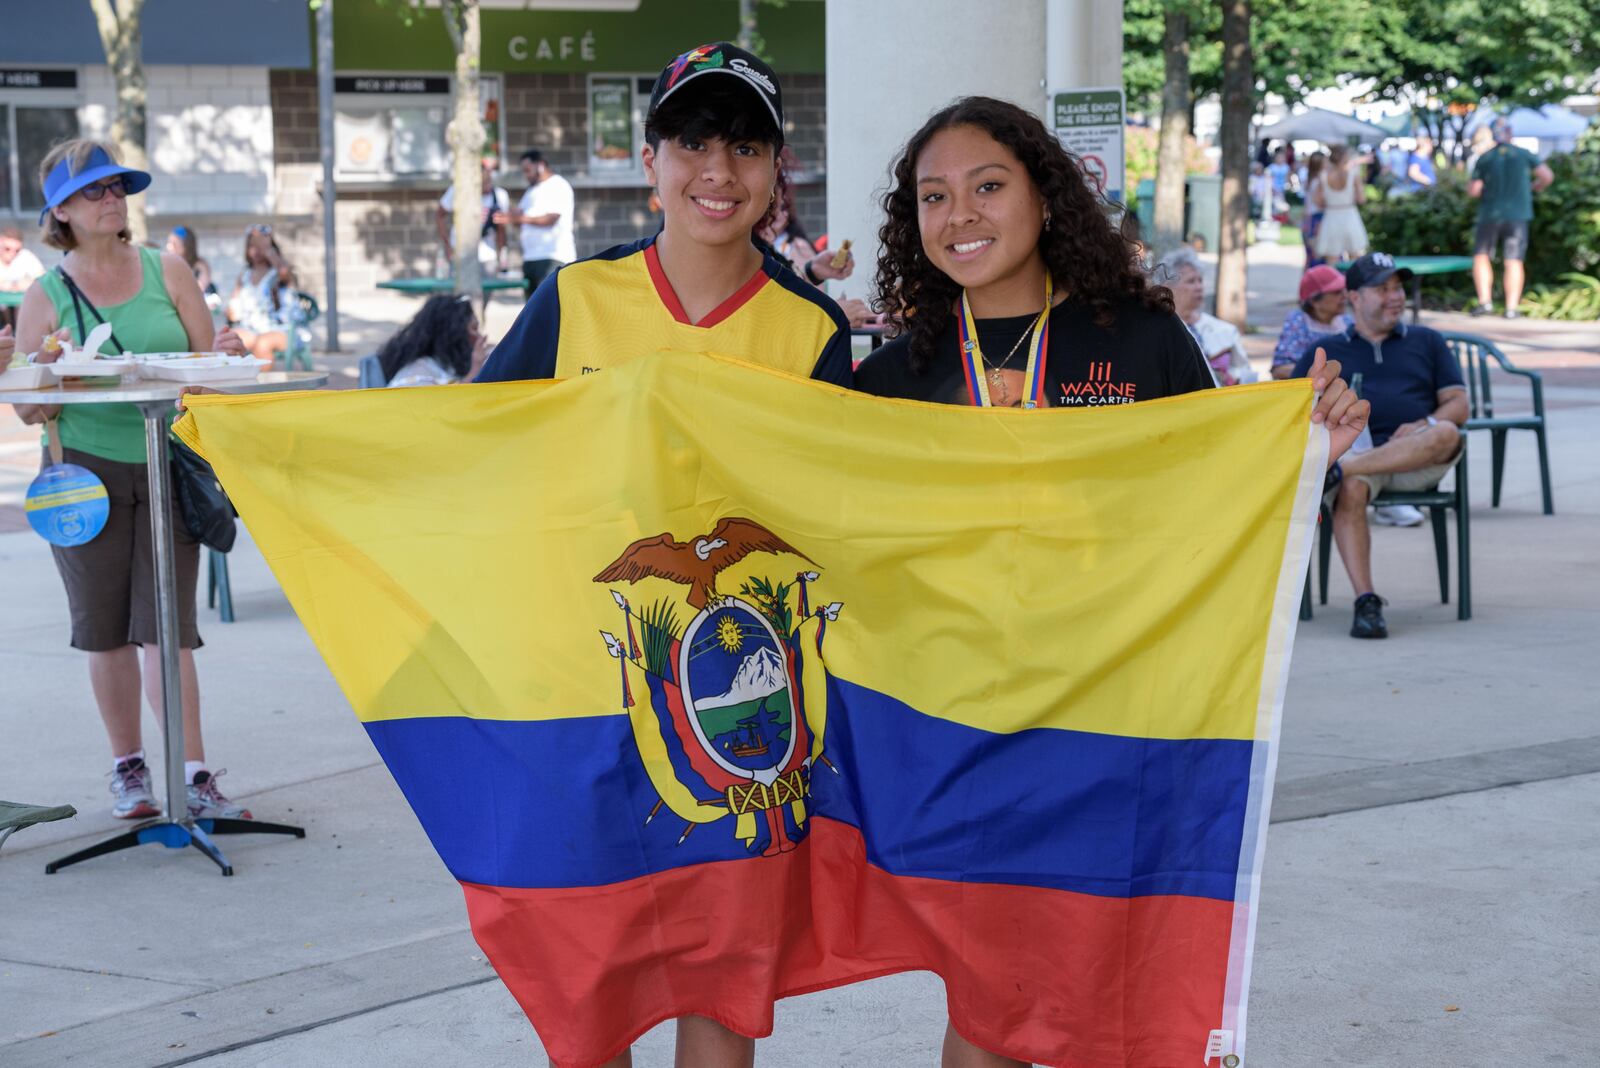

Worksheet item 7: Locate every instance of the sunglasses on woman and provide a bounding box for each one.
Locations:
[76,176,136,202]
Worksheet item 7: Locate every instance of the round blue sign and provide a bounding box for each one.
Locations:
[25,463,110,547]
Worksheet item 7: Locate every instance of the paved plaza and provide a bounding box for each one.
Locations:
[3,247,1598,1066]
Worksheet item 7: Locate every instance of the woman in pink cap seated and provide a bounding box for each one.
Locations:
[1271,263,1353,379]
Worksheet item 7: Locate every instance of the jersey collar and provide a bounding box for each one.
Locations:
[643,236,772,328]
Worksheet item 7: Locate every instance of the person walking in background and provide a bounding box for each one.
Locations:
[499,150,575,295]
[1299,151,1328,267]
[1272,264,1351,379]
[437,157,510,280]
[9,139,252,821]
[227,224,297,363]
[1267,146,1292,221]
[378,293,488,387]
[1470,118,1554,319]
[1314,144,1368,262]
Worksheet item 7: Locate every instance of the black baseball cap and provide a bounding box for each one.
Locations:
[647,42,784,137]
[1344,252,1414,291]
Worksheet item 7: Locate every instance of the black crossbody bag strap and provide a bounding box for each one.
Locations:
[55,267,127,354]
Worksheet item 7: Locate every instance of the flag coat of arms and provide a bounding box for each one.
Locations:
[176,352,1326,1068]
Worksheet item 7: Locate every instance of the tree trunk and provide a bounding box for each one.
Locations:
[738,0,758,51]
[88,0,149,244]
[1153,8,1191,255]
[1215,0,1252,329]
[444,0,485,297]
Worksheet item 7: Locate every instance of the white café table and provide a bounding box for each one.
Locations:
[0,371,327,875]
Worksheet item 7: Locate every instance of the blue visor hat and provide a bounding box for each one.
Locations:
[38,146,152,224]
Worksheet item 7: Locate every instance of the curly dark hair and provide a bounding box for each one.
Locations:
[874,96,1173,373]
[377,294,477,383]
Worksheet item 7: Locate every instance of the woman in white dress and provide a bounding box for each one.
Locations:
[1314,144,1368,261]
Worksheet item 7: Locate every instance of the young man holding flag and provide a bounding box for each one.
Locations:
[476,42,855,1068]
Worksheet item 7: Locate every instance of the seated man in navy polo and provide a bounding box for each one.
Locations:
[1294,252,1468,639]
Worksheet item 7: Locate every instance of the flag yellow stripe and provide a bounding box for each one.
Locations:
[178,354,1315,742]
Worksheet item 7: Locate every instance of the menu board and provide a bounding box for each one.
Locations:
[589,76,633,170]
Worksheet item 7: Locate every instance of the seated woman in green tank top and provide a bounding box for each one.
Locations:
[9,138,255,823]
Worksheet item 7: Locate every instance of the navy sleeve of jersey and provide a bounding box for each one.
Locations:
[810,317,854,387]
[475,273,561,382]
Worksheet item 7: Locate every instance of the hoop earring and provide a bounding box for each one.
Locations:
[1043,213,1052,231]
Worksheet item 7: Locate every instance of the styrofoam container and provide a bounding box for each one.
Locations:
[138,356,269,383]
[0,364,52,389]
[43,358,137,379]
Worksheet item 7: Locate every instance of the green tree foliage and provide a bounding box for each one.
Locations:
[1125,0,1387,116]
[1124,0,1220,115]
[1363,1,1600,154]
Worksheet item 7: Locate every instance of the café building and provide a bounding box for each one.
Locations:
[0,0,828,301]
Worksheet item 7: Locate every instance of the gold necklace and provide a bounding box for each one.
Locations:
[978,323,1037,406]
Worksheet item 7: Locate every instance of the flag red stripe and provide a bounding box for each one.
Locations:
[461,817,1230,1068]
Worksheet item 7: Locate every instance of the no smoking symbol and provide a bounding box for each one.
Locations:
[1081,153,1108,192]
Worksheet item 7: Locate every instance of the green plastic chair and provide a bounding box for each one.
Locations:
[1440,332,1553,515]
[274,292,320,372]
[207,546,235,622]
[0,801,77,852]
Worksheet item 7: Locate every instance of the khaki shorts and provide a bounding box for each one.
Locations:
[45,447,203,652]
[1325,445,1463,507]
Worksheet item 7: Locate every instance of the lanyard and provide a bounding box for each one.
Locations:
[956,275,1052,409]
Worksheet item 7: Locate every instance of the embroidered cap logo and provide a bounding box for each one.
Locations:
[665,45,717,90]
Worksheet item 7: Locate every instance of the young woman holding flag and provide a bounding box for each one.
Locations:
[856,96,1368,1067]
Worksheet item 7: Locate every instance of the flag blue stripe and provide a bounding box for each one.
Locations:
[365,674,1253,900]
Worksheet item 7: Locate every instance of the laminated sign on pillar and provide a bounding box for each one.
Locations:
[1051,87,1126,207]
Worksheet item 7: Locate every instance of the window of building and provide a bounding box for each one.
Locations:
[333,73,504,180]
[12,106,80,210]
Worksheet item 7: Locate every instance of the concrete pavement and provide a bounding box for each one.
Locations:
[2,247,1598,1067]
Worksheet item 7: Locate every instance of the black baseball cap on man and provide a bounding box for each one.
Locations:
[1344,251,1414,290]
[646,42,784,141]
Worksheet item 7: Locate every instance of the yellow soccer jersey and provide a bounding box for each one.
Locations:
[477,236,853,386]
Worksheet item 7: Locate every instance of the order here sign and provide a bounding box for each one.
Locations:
[1051,88,1126,208]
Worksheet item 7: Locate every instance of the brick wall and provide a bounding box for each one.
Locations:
[269,70,320,166]
[79,65,273,217]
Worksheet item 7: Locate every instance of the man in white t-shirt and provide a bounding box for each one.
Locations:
[502,149,576,294]
[437,158,510,278]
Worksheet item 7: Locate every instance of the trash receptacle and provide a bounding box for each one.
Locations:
[1185,175,1222,252]
[1135,178,1155,240]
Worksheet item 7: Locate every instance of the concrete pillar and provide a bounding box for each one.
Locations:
[824,0,1123,300]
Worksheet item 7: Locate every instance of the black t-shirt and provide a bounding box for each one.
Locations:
[854,297,1215,408]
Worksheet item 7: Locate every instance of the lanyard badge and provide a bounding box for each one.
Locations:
[956,275,1053,409]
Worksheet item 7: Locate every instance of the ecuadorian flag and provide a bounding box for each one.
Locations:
[176,353,1326,1068]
